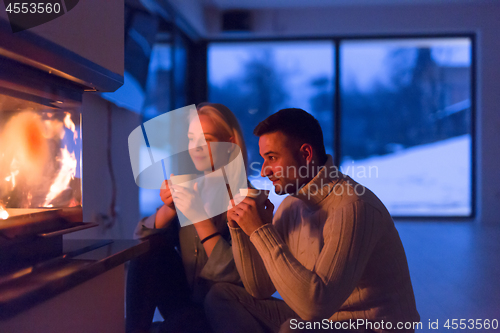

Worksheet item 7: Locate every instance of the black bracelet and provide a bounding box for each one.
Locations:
[200,232,221,244]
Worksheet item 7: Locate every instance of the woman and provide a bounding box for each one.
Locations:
[126,103,248,333]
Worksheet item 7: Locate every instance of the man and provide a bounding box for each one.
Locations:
[205,108,420,332]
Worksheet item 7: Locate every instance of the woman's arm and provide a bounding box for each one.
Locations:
[197,219,240,284]
[169,182,222,256]
[154,204,177,229]
[197,211,240,284]
[193,218,221,257]
[133,206,177,240]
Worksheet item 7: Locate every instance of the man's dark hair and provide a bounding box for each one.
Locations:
[254,108,327,164]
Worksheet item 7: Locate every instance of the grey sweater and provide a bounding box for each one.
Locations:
[230,156,420,332]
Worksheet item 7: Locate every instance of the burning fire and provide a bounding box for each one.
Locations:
[64,113,78,142]
[5,166,19,187]
[43,146,77,206]
[0,111,80,209]
[0,204,8,220]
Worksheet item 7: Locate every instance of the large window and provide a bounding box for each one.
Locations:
[208,36,473,217]
[341,38,472,216]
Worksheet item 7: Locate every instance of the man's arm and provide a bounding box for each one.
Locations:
[227,196,277,298]
[229,225,276,298]
[249,200,384,321]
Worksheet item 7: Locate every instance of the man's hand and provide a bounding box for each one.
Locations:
[228,197,274,236]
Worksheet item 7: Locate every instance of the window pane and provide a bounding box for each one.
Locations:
[143,43,172,120]
[173,35,188,109]
[341,38,472,216]
[208,41,335,208]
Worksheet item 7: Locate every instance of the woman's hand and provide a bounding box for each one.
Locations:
[160,176,175,210]
[171,182,209,223]
[154,176,178,229]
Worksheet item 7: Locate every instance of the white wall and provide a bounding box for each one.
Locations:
[66,93,141,240]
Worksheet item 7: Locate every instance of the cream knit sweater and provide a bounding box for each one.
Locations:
[230,156,420,332]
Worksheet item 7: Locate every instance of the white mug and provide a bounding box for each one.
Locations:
[168,174,198,190]
[239,188,270,204]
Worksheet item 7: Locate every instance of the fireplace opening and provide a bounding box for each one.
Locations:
[0,56,96,275]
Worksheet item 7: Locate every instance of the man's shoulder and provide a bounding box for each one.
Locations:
[276,194,304,213]
[272,195,304,227]
[282,193,301,205]
[326,176,378,204]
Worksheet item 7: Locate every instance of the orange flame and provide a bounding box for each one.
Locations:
[1,111,79,209]
[0,204,8,220]
[43,112,79,207]
[5,159,20,188]
[43,146,77,206]
[64,113,78,142]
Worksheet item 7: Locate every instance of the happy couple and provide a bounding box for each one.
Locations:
[127,104,420,333]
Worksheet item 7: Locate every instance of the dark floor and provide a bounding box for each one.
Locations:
[395,222,500,332]
[152,222,500,331]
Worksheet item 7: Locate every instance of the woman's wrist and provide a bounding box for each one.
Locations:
[200,232,221,244]
[195,220,221,257]
[193,219,217,234]
[155,204,177,229]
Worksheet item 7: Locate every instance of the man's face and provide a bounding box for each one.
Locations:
[259,132,305,195]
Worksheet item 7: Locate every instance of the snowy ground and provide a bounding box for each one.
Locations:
[250,134,471,217]
[341,134,471,216]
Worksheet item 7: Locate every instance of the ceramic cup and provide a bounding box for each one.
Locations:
[168,174,198,190]
[239,188,270,204]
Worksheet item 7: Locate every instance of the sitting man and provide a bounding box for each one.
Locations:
[205,108,420,333]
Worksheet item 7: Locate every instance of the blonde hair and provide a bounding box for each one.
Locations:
[196,103,248,168]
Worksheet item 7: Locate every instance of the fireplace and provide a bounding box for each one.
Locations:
[0,56,92,275]
[0,19,122,276]
[0,6,153,330]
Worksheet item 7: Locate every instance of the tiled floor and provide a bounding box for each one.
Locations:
[395,222,500,332]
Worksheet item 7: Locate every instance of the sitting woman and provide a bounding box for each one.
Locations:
[126,103,248,333]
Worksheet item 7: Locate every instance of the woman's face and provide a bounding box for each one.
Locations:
[188,114,231,173]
